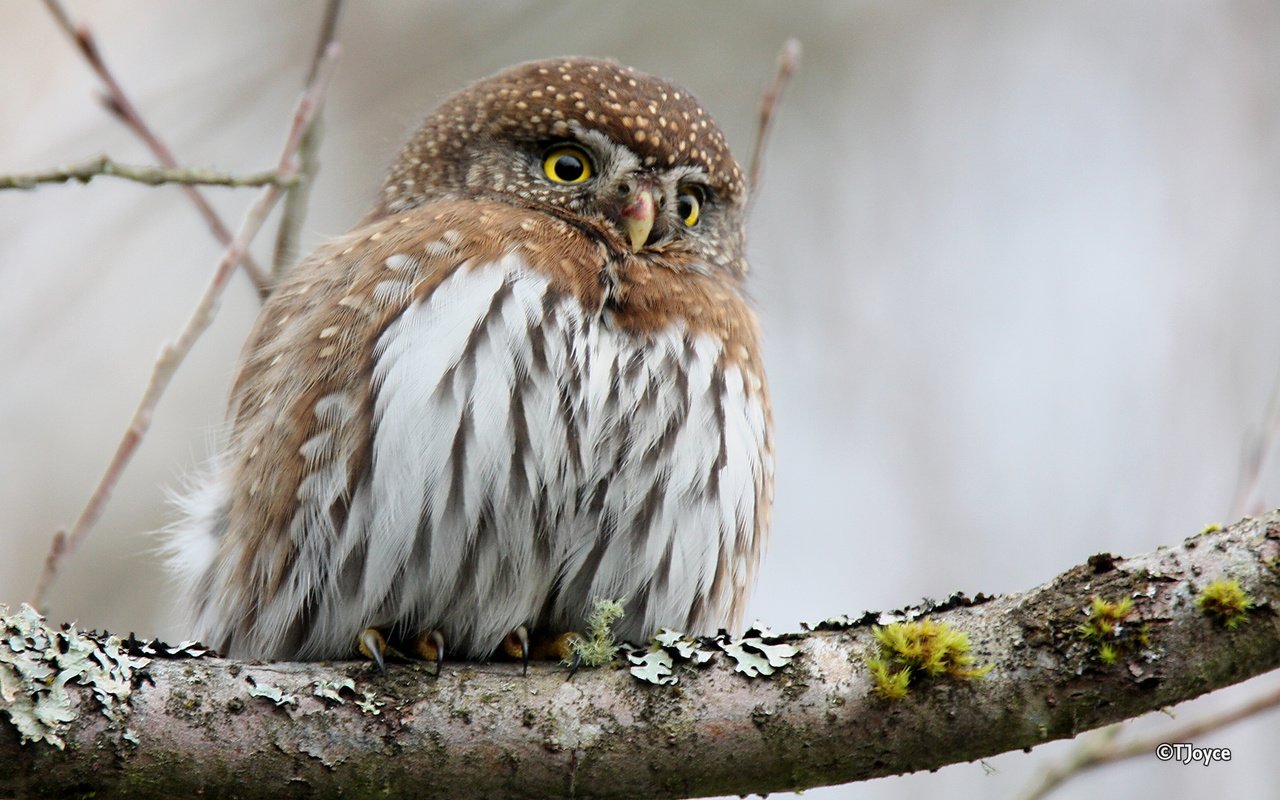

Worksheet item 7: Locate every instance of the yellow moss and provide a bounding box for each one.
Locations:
[867,658,910,700]
[1196,578,1254,630]
[1199,522,1223,535]
[1077,596,1133,640]
[1097,642,1119,665]
[1076,595,1144,665]
[865,618,989,700]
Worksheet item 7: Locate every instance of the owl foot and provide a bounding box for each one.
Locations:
[503,625,530,675]
[501,626,584,675]
[358,627,389,673]
[410,629,446,676]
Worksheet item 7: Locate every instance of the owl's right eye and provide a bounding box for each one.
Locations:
[542,145,593,184]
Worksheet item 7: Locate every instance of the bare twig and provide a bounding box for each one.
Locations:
[1230,372,1280,518]
[1019,677,1280,800]
[42,0,272,296]
[747,37,801,199]
[0,156,296,191]
[271,0,345,278]
[28,45,342,610]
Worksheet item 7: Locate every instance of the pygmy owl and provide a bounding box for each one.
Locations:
[169,57,773,666]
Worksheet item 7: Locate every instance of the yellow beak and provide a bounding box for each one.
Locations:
[620,189,656,252]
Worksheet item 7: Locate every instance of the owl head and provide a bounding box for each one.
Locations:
[375,57,748,277]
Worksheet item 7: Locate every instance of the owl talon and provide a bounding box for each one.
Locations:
[411,629,446,676]
[501,628,585,673]
[565,648,583,677]
[545,631,584,667]
[503,625,531,676]
[358,627,388,673]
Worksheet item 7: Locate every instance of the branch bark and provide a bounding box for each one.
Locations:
[3,513,1279,799]
[0,156,295,191]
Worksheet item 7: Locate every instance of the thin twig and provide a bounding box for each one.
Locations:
[0,156,296,191]
[1229,371,1280,518]
[42,0,272,296]
[1017,725,1124,800]
[747,37,801,199]
[271,0,345,279]
[28,44,342,610]
[1020,677,1280,800]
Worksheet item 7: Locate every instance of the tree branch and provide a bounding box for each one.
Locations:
[1019,678,1280,799]
[0,155,296,191]
[5,511,1278,799]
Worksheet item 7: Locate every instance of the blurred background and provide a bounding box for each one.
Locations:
[3,1,1280,797]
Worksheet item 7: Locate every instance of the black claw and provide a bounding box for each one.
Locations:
[515,624,530,677]
[360,629,387,674]
[429,629,445,677]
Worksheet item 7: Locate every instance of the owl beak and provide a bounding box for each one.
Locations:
[619,188,656,252]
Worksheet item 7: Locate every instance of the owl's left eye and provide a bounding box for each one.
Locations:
[676,184,705,227]
[542,145,593,184]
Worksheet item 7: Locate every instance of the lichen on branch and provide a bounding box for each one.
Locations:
[2,512,1278,800]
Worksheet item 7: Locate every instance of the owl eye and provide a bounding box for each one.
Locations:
[542,145,593,184]
[676,184,704,227]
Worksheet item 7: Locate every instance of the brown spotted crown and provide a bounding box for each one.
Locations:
[375,57,746,218]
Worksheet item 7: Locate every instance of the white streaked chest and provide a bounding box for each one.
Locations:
[370,253,726,513]
[357,253,764,647]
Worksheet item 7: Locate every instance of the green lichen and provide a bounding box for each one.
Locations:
[1199,522,1223,535]
[629,626,799,685]
[312,677,357,703]
[0,603,149,748]
[628,648,677,685]
[718,633,799,678]
[567,598,625,667]
[355,689,385,715]
[865,618,988,700]
[246,681,298,708]
[1196,578,1255,629]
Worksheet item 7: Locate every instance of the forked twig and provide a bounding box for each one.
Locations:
[0,156,295,191]
[747,38,801,198]
[272,0,345,278]
[42,0,272,296]
[28,44,342,610]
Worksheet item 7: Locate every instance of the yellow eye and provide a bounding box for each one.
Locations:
[542,145,593,184]
[676,185,704,227]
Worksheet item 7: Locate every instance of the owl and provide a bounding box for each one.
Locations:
[168,57,773,668]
